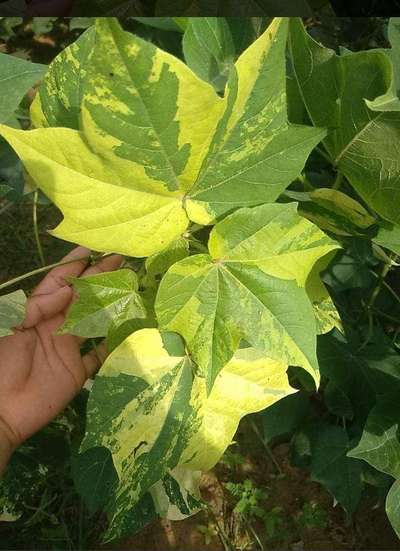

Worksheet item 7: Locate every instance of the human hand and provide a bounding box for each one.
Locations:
[0,247,122,460]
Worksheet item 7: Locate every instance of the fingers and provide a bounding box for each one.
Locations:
[23,286,73,329]
[82,342,108,379]
[22,247,91,329]
[32,246,91,296]
[81,254,123,278]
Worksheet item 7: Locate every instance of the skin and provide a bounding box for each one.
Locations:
[0,247,123,475]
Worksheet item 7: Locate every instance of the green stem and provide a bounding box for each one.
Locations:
[366,260,393,311]
[250,419,282,475]
[332,172,343,190]
[33,190,45,267]
[0,253,104,292]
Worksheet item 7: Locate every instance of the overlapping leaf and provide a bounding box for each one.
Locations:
[0,53,46,124]
[59,269,146,338]
[289,18,400,225]
[156,202,338,389]
[0,18,324,257]
[82,327,293,539]
[0,290,27,337]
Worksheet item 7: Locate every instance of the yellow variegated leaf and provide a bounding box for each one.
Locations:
[0,126,188,257]
[157,203,339,389]
[185,18,326,224]
[305,254,342,335]
[180,347,295,472]
[83,328,293,539]
[0,18,324,257]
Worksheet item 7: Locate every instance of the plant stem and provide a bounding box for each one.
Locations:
[366,259,393,311]
[33,190,45,267]
[0,253,103,292]
[250,419,282,475]
[332,172,343,190]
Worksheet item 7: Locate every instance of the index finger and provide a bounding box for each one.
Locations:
[32,246,91,297]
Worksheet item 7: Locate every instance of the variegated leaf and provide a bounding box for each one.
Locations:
[59,269,146,338]
[0,18,324,257]
[156,203,338,389]
[31,26,96,130]
[185,18,325,224]
[83,328,293,540]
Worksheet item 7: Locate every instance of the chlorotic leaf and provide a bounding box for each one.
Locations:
[289,18,400,225]
[185,18,326,224]
[82,328,294,539]
[81,329,195,540]
[0,18,324,257]
[31,26,96,129]
[59,269,146,338]
[0,125,189,257]
[156,203,334,390]
[0,53,46,124]
[179,346,295,471]
[299,188,377,237]
[0,290,27,337]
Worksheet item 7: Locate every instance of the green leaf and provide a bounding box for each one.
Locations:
[386,479,400,539]
[0,18,324,257]
[261,391,311,444]
[288,18,400,225]
[71,447,118,515]
[310,425,363,514]
[59,269,146,338]
[348,393,400,479]
[373,221,400,256]
[0,53,46,124]
[299,188,376,237]
[0,290,26,337]
[183,18,235,91]
[31,26,95,130]
[83,328,294,539]
[157,202,337,390]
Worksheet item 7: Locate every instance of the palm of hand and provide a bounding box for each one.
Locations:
[0,248,122,449]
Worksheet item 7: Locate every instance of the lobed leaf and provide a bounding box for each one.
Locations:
[82,328,293,539]
[156,203,338,390]
[0,18,324,257]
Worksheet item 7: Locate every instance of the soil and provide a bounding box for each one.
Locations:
[104,439,400,551]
